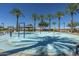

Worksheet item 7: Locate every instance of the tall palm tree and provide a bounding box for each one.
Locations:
[47,14,53,31]
[39,15,45,22]
[66,3,79,32]
[38,15,45,31]
[10,8,23,32]
[55,11,64,32]
[32,13,37,31]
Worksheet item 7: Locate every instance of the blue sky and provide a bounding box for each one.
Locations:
[0,3,79,29]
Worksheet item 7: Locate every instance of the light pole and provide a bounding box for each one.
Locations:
[63,22,65,32]
[23,22,25,38]
[8,26,14,37]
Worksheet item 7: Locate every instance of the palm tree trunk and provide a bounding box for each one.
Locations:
[16,16,19,32]
[34,19,36,32]
[41,18,44,23]
[64,23,65,32]
[49,19,51,31]
[58,17,60,32]
[54,25,56,32]
[18,23,20,37]
[71,13,74,33]
[40,27,41,34]
[53,25,55,32]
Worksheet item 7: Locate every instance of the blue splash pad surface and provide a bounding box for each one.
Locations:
[0,32,79,56]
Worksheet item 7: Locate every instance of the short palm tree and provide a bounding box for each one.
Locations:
[10,8,23,31]
[32,13,37,31]
[52,22,56,32]
[39,21,48,33]
[55,11,64,32]
[66,3,79,32]
[47,14,53,31]
[68,22,79,32]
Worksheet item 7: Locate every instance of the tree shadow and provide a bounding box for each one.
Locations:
[0,36,78,56]
[12,40,40,43]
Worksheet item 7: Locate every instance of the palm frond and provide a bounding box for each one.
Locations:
[55,11,64,18]
[10,8,23,17]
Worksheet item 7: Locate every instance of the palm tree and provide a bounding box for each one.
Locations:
[39,22,48,33]
[52,22,56,32]
[39,15,45,22]
[32,13,37,31]
[67,22,79,32]
[66,3,79,32]
[47,14,53,31]
[38,15,45,31]
[10,8,23,32]
[55,11,64,32]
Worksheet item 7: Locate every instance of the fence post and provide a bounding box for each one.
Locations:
[23,23,25,38]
